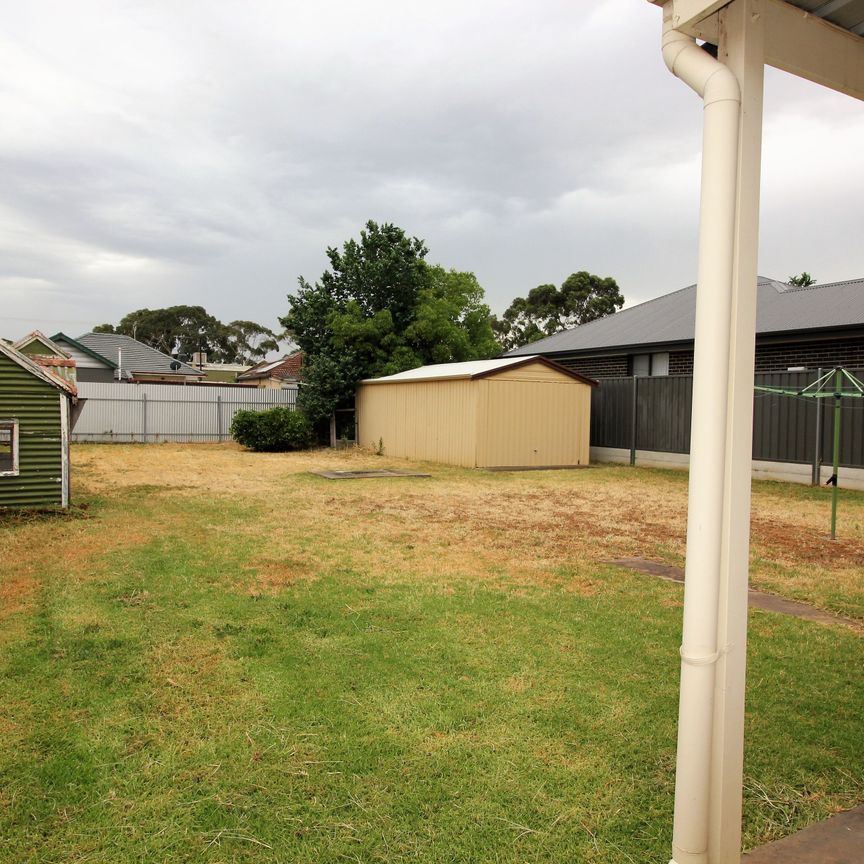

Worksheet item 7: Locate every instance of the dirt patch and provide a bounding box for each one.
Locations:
[0,572,41,620]
[239,557,318,596]
[0,505,163,620]
[751,516,864,567]
[148,637,258,729]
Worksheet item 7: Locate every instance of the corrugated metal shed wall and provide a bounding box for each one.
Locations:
[0,353,64,508]
[73,382,297,443]
[356,379,478,467]
[356,360,592,468]
[477,378,590,468]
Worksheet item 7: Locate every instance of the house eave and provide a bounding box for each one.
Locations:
[529,323,864,361]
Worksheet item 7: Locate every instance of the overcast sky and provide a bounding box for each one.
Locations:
[2,0,862,344]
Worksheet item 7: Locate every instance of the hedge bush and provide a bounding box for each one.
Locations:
[230,407,314,452]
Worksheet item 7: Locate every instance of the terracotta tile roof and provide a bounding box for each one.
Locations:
[237,351,303,382]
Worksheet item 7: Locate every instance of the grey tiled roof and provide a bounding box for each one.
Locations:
[75,332,203,376]
[507,277,864,357]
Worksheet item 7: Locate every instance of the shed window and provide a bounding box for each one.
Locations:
[0,420,19,476]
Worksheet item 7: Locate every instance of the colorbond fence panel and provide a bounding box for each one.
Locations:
[635,375,694,454]
[591,369,864,469]
[752,371,816,464]
[72,382,297,443]
[589,377,634,450]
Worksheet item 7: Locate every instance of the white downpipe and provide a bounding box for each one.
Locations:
[661,7,742,864]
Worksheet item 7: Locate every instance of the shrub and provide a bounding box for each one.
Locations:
[230,407,314,452]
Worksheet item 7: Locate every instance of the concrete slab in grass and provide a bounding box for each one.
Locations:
[312,469,431,480]
[607,558,861,633]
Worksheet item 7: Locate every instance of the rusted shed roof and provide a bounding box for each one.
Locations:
[12,331,72,359]
[0,339,77,396]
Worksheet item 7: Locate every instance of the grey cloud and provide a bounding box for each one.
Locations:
[1,0,861,341]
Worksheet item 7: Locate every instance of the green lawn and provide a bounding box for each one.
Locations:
[1,445,862,862]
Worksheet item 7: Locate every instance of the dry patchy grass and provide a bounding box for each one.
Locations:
[2,443,862,863]
[0,503,175,623]
[59,443,864,620]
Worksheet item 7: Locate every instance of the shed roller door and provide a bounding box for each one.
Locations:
[480,380,587,468]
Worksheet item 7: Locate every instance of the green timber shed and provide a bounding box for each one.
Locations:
[0,339,77,509]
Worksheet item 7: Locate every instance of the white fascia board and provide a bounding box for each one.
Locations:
[762,0,864,100]
[671,0,729,33]
[648,0,721,42]
[657,0,864,100]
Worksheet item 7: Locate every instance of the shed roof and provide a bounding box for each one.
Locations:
[67,332,203,377]
[0,339,77,396]
[13,331,72,358]
[362,356,596,385]
[507,276,864,357]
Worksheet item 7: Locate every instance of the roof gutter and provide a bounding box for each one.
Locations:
[661,7,742,864]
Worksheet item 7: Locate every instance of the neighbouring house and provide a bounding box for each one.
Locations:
[192,359,253,384]
[12,331,78,388]
[236,351,303,389]
[356,356,596,469]
[507,276,864,378]
[0,340,78,509]
[52,332,204,384]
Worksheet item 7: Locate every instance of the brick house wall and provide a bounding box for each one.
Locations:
[669,351,694,375]
[545,335,864,379]
[555,354,629,379]
[649,339,864,376]
[754,338,864,372]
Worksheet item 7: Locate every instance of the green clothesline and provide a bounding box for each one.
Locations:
[755,366,864,399]
[754,367,864,540]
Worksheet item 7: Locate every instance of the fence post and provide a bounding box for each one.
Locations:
[812,368,823,485]
[217,395,223,442]
[830,368,842,540]
[142,392,148,443]
[630,375,638,466]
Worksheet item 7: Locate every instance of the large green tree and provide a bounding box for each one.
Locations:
[94,306,280,364]
[492,272,624,351]
[406,267,500,365]
[224,320,281,364]
[280,220,499,424]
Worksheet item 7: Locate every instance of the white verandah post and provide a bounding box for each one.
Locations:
[709,2,764,861]
[665,1,765,862]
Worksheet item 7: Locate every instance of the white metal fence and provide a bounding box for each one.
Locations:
[72,382,297,443]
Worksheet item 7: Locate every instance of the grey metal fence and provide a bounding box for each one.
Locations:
[591,369,864,469]
[72,382,297,443]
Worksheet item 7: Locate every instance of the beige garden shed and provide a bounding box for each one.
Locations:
[356,356,596,469]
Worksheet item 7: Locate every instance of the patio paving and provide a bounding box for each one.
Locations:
[742,804,864,863]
